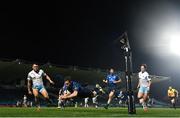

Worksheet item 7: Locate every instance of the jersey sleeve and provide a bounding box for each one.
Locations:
[174,89,178,94]
[106,75,110,82]
[41,70,47,77]
[59,88,63,95]
[115,75,120,81]
[27,73,32,80]
[138,72,140,78]
[73,83,80,91]
[146,72,151,81]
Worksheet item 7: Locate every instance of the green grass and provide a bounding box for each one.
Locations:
[0,107,179,117]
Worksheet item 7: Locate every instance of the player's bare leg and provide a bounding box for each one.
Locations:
[171,98,176,109]
[143,93,149,111]
[84,98,89,108]
[58,95,65,109]
[104,91,114,109]
[138,92,147,110]
[32,89,40,111]
[138,92,144,104]
[41,89,53,105]
[92,96,98,108]
[108,91,114,105]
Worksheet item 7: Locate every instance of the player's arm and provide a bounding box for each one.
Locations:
[59,89,69,100]
[27,74,32,95]
[61,90,78,100]
[42,70,54,84]
[103,76,108,83]
[147,74,151,88]
[137,73,140,89]
[148,80,151,87]
[175,89,179,97]
[167,90,171,97]
[167,91,169,97]
[103,79,108,83]
[137,81,140,89]
[59,88,63,96]
[45,74,54,84]
[114,77,121,84]
[27,80,32,95]
[103,75,109,83]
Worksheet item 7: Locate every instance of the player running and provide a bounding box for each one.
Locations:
[137,64,151,111]
[168,86,179,109]
[103,68,121,109]
[27,64,54,110]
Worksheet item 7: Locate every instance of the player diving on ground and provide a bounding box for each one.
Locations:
[59,77,104,108]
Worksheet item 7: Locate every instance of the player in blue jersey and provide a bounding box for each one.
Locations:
[103,68,121,109]
[59,77,102,104]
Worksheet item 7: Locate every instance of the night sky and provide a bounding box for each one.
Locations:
[1,0,180,84]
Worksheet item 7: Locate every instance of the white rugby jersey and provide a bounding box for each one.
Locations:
[138,71,151,87]
[27,69,46,86]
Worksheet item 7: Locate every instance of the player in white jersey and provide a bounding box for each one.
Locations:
[137,64,151,111]
[27,64,54,110]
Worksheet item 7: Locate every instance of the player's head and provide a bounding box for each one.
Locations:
[32,64,39,72]
[109,68,114,74]
[140,64,147,72]
[64,76,72,87]
[169,86,172,90]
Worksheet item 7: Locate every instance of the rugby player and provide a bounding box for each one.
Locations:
[103,68,121,109]
[27,64,54,110]
[59,78,100,104]
[137,64,151,111]
[168,86,179,109]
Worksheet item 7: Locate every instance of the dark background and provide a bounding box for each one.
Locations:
[1,0,180,87]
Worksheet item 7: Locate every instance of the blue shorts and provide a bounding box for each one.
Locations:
[107,84,117,92]
[32,84,46,93]
[138,86,149,94]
